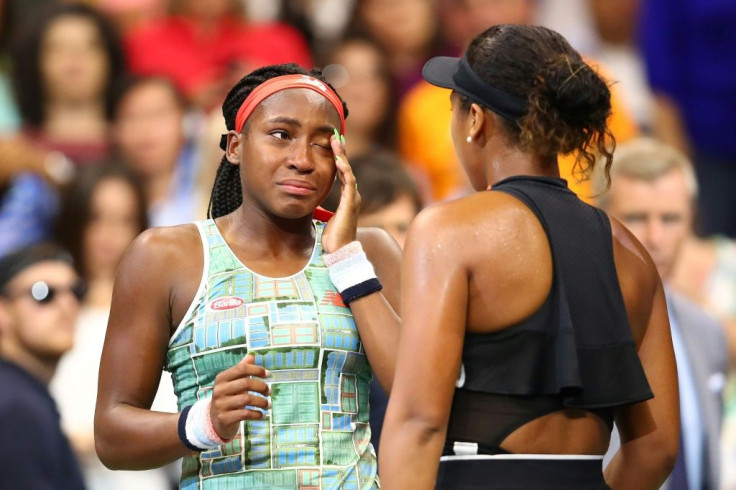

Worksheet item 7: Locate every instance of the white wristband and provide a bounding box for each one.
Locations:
[183,398,229,450]
[324,241,382,304]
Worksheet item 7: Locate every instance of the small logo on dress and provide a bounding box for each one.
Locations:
[320,291,346,307]
[209,297,245,311]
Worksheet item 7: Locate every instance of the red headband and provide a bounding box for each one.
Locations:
[234,74,345,134]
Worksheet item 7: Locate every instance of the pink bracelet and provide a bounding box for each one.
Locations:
[203,399,233,445]
[323,241,363,267]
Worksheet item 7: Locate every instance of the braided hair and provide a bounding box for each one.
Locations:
[208,64,349,219]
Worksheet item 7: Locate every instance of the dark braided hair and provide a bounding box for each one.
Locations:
[208,64,349,219]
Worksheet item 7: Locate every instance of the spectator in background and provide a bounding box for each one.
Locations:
[112,76,206,227]
[586,0,654,132]
[639,0,736,238]
[348,0,441,98]
[322,151,423,249]
[351,154,423,250]
[0,243,86,489]
[50,164,177,490]
[398,0,638,202]
[9,2,125,165]
[124,0,312,111]
[1,3,126,254]
[322,36,397,159]
[0,0,21,135]
[595,137,729,490]
[96,0,166,33]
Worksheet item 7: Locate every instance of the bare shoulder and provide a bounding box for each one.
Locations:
[122,223,202,272]
[405,191,541,260]
[356,226,401,260]
[113,223,204,330]
[116,224,204,299]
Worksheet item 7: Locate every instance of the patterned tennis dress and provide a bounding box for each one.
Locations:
[166,220,378,489]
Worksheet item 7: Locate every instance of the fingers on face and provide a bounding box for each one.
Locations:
[331,129,345,155]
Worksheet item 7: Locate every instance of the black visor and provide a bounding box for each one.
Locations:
[422,54,528,121]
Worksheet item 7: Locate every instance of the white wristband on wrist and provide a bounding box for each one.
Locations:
[324,241,383,305]
[179,398,231,451]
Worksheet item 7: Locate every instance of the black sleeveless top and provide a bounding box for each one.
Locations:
[444,175,653,456]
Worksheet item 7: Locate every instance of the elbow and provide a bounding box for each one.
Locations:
[648,428,678,476]
[94,430,124,470]
[660,436,678,476]
[620,431,679,483]
[396,408,448,445]
[95,439,120,469]
[94,414,126,470]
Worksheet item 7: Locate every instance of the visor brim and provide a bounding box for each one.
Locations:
[422,56,462,91]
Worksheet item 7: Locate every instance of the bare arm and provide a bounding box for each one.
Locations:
[94,228,190,469]
[94,227,271,469]
[378,207,468,489]
[351,227,401,392]
[604,222,680,489]
[322,134,402,391]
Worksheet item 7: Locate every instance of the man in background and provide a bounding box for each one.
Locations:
[0,243,86,489]
[598,137,728,490]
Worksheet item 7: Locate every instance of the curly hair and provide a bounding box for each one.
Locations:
[207,64,348,219]
[461,25,615,187]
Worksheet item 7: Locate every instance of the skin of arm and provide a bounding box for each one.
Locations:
[352,227,402,392]
[94,225,270,469]
[603,219,680,489]
[377,203,469,489]
[322,136,402,392]
[94,227,192,469]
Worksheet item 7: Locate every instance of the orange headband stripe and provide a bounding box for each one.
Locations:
[234,74,345,134]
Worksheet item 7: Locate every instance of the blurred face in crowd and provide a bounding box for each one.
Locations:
[40,14,109,105]
[84,177,142,280]
[331,40,391,138]
[175,0,234,19]
[114,79,184,177]
[358,0,436,55]
[441,0,535,49]
[590,0,639,44]
[606,169,693,279]
[0,261,81,363]
[358,194,419,249]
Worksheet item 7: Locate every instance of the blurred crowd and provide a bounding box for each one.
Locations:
[0,0,734,489]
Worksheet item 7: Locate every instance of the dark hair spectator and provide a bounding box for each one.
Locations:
[322,35,398,157]
[54,163,147,281]
[110,75,206,227]
[11,2,126,128]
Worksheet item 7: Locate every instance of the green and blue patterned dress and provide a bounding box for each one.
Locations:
[166,220,378,489]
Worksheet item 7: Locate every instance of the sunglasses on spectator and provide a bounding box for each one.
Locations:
[6,280,86,305]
